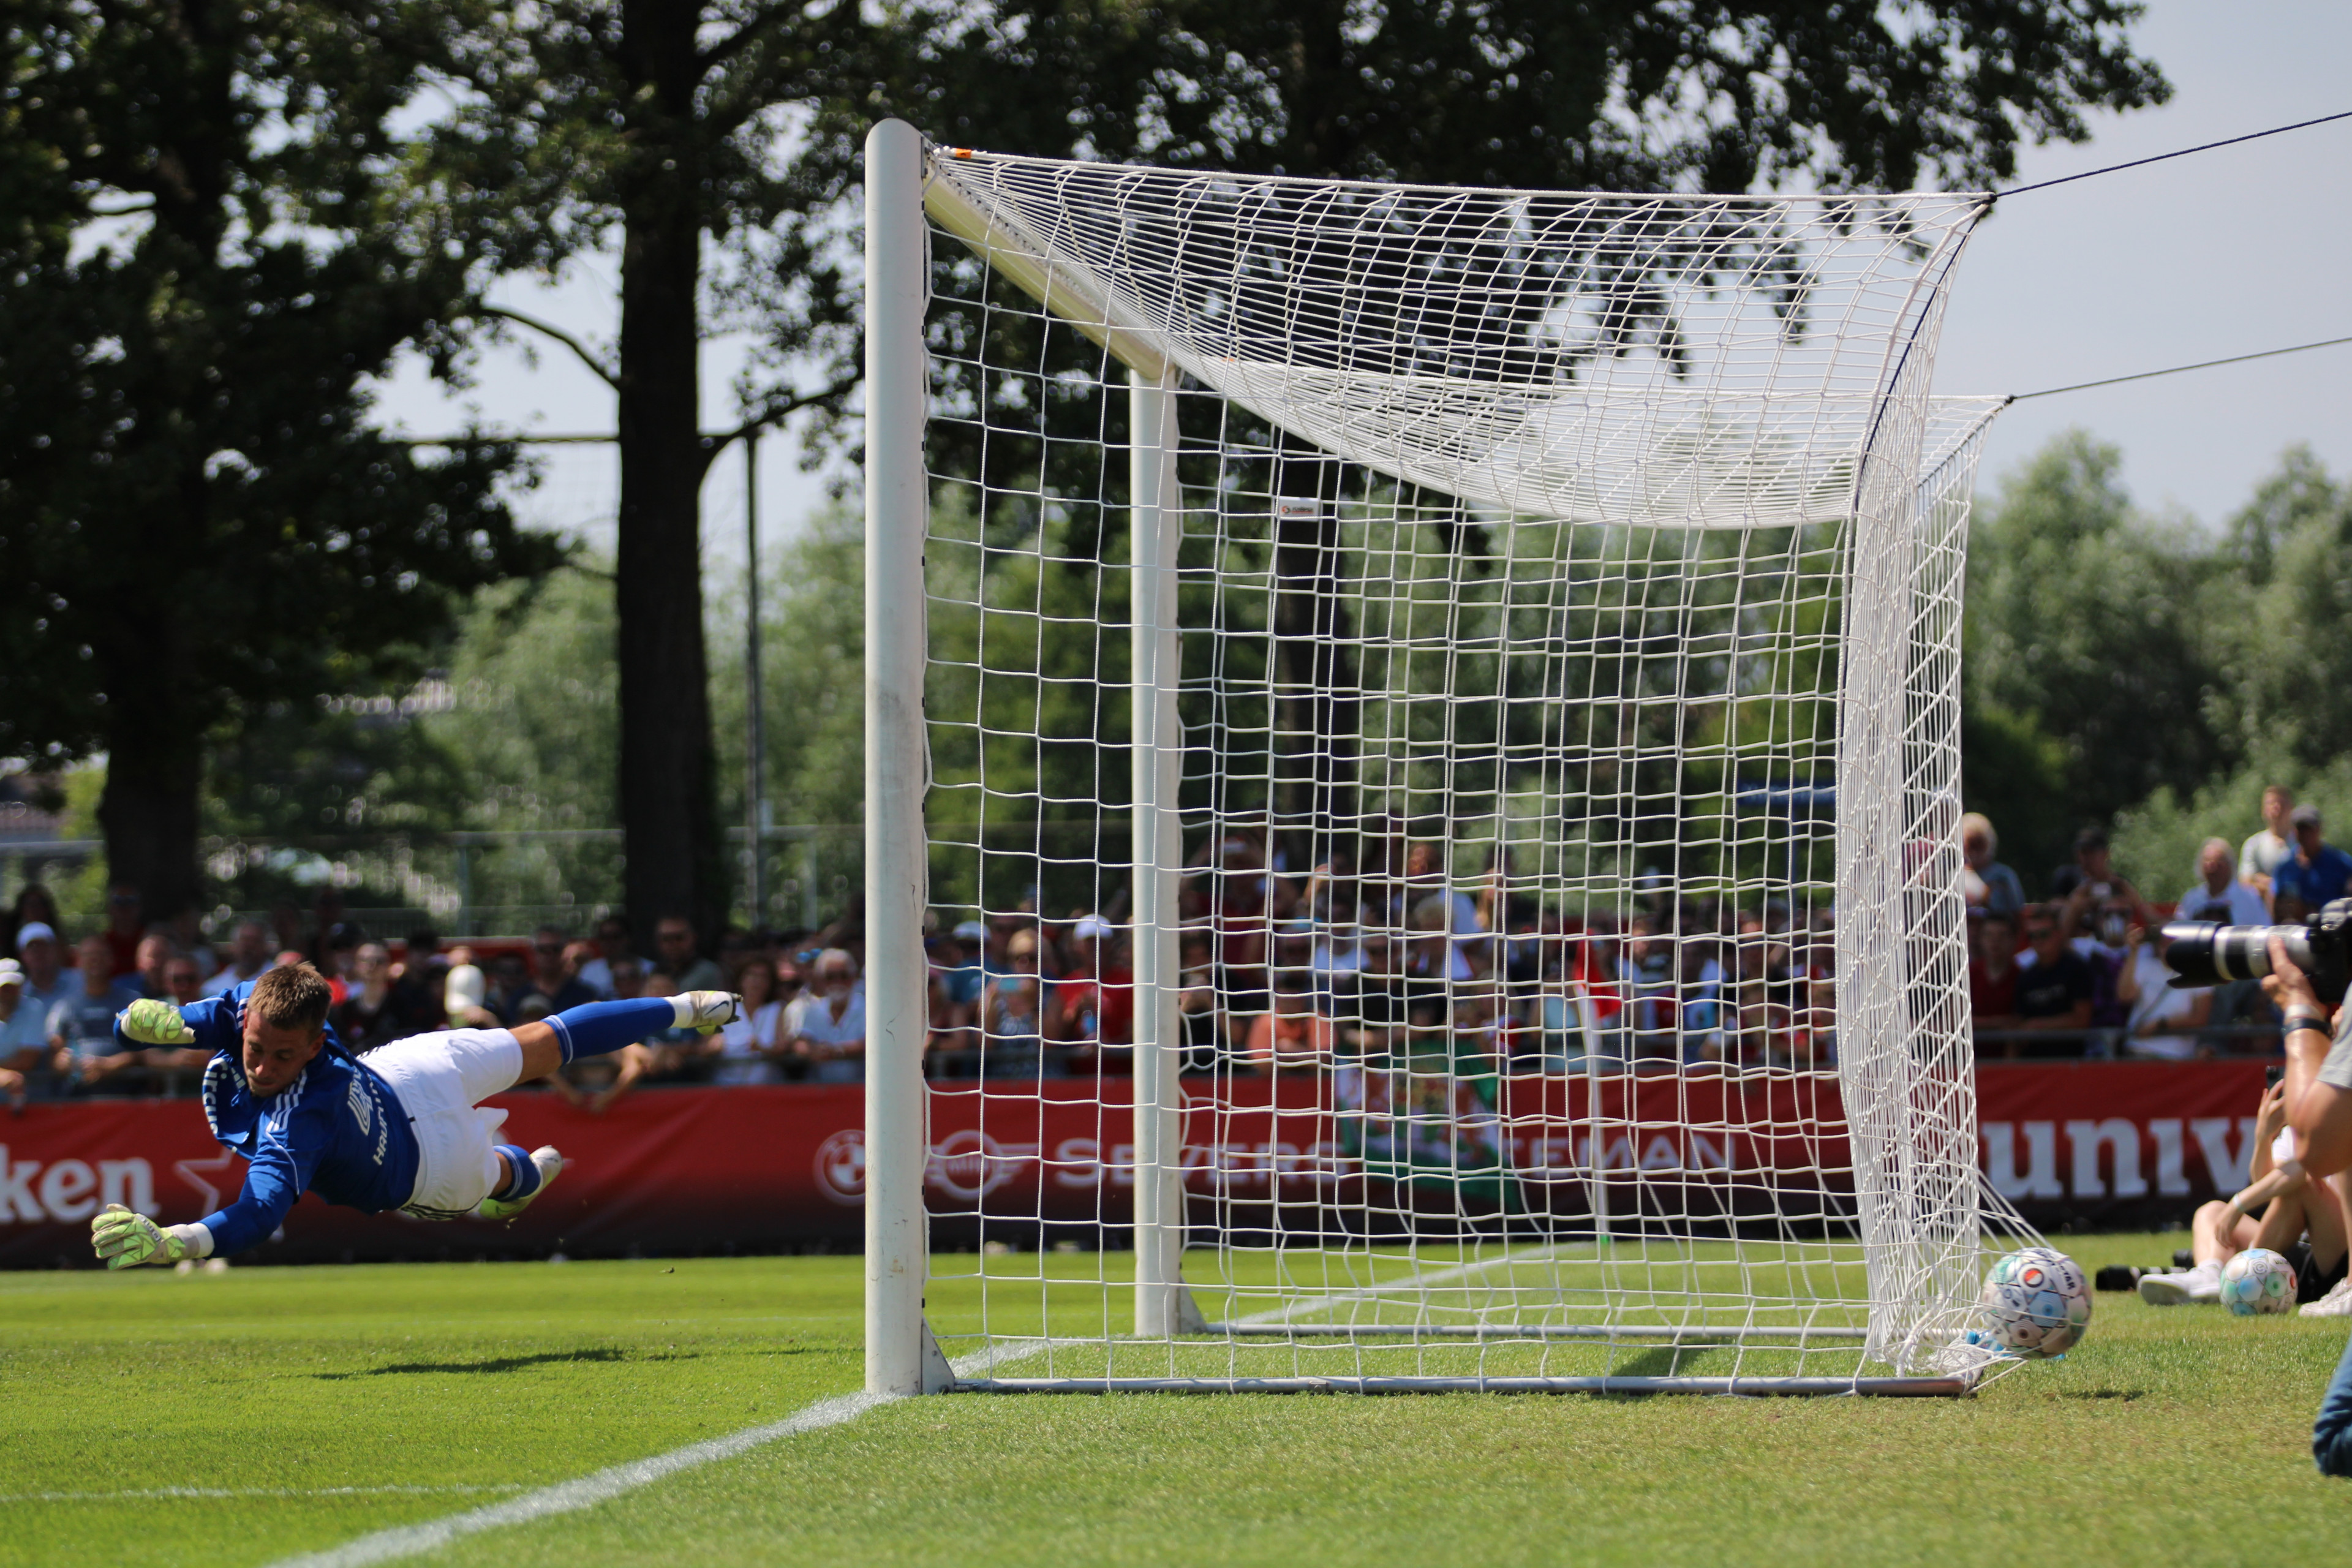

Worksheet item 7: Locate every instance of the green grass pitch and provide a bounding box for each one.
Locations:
[6,1234,2351,1568]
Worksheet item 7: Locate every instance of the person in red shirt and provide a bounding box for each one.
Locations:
[1054,915,1133,1049]
[1969,910,2024,1043]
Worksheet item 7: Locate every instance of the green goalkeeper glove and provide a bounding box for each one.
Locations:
[91,1203,192,1270]
[119,998,194,1047]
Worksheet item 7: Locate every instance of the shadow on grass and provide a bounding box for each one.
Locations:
[316,1348,701,1379]
[1591,1343,1718,1390]
[2056,1389,2146,1401]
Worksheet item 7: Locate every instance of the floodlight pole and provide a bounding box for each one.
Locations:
[744,427,766,925]
[864,118,935,1396]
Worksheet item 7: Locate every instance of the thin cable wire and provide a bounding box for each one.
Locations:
[1994,108,2352,198]
[2010,333,2352,401]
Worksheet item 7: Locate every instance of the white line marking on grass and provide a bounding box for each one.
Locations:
[268,1251,1584,1562]
[949,1337,1053,1376]
[263,1391,892,1568]
[1231,1243,1567,1326]
[10,1485,528,1504]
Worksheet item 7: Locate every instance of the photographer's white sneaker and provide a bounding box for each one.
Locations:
[2302,1275,2352,1317]
[2139,1262,2222,1306]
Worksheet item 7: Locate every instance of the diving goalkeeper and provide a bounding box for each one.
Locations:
[87,962,737,1269]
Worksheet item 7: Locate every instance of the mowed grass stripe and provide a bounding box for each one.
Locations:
[5,1238,2351,1567]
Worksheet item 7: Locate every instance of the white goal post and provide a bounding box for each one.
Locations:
[862,117,2038,1396]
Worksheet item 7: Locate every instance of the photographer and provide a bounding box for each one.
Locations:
[2250,933,2352,1477]
[2262,935,2352,1206]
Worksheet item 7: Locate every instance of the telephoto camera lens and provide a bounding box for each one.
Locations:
[2159,921,2313,989]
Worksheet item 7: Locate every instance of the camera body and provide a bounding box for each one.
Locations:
[2160,897,2352,1006]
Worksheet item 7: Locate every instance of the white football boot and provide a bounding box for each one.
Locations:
[2302,1274,2352,1317]
[476,1146,565,1221]
[674,991,743,1034]
[2138,1261,2222,1306]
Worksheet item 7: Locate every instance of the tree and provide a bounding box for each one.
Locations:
[2216,448,2352,769]
[399,1,885,941]
[1963,431,2228,886]
[905,0,2169,190]
[901,0,2171,873]
[0,0,561,920]
[404,0,2167,930]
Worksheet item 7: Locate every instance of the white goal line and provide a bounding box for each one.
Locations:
[260,1337,1083,1568]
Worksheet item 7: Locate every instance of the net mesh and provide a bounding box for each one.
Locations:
[902,146,2038,1388]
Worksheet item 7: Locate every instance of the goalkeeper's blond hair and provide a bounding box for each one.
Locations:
[247,962,333,1033]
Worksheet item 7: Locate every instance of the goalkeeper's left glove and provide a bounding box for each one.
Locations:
[119,998,194,1046]
[91,1203,195,1270]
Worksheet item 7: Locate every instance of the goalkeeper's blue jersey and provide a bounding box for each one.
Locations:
[127,984,422,1256]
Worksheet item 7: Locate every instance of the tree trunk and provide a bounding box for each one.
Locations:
[614,3,723,946]
[1270,438,1360,872]
[96,556,205,922]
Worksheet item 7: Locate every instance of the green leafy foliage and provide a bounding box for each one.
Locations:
[0,0,561,916]
[1962,432,2228,889]
[1966,437,2352,899]
[914,0,2169,192]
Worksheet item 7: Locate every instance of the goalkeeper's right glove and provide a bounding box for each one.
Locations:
[91,1204,194,1270]
[118,998,194,1046]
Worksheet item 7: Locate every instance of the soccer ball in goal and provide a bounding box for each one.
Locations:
[859,118,2045,1396]
[1973,1248,2093,1357]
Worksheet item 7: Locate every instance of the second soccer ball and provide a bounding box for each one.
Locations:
[2219,1248,2298,1316]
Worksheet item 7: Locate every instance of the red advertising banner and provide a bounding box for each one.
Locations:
[0,1060,2275,1267]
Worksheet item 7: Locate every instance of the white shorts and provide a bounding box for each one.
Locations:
[366,1029,522,1219]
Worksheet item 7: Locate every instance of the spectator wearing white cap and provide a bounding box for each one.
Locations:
[12,922,70,1030]
[0,959,45,1076]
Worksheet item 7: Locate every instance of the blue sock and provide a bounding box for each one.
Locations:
[546,997,676,1065]
[492,1145,543,1202]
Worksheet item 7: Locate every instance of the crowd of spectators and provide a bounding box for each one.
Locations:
[1966,784,2344,1060]
[917,822,1839,1082]
[2,790,2324,1103]
[0,886,888,1108]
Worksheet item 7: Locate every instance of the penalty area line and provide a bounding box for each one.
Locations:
[271,1343,1106,1566]
[264,1390,893,1568]
[9,1484,529,1504]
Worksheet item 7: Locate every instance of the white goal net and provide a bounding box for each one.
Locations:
[861,121,2039,1395]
